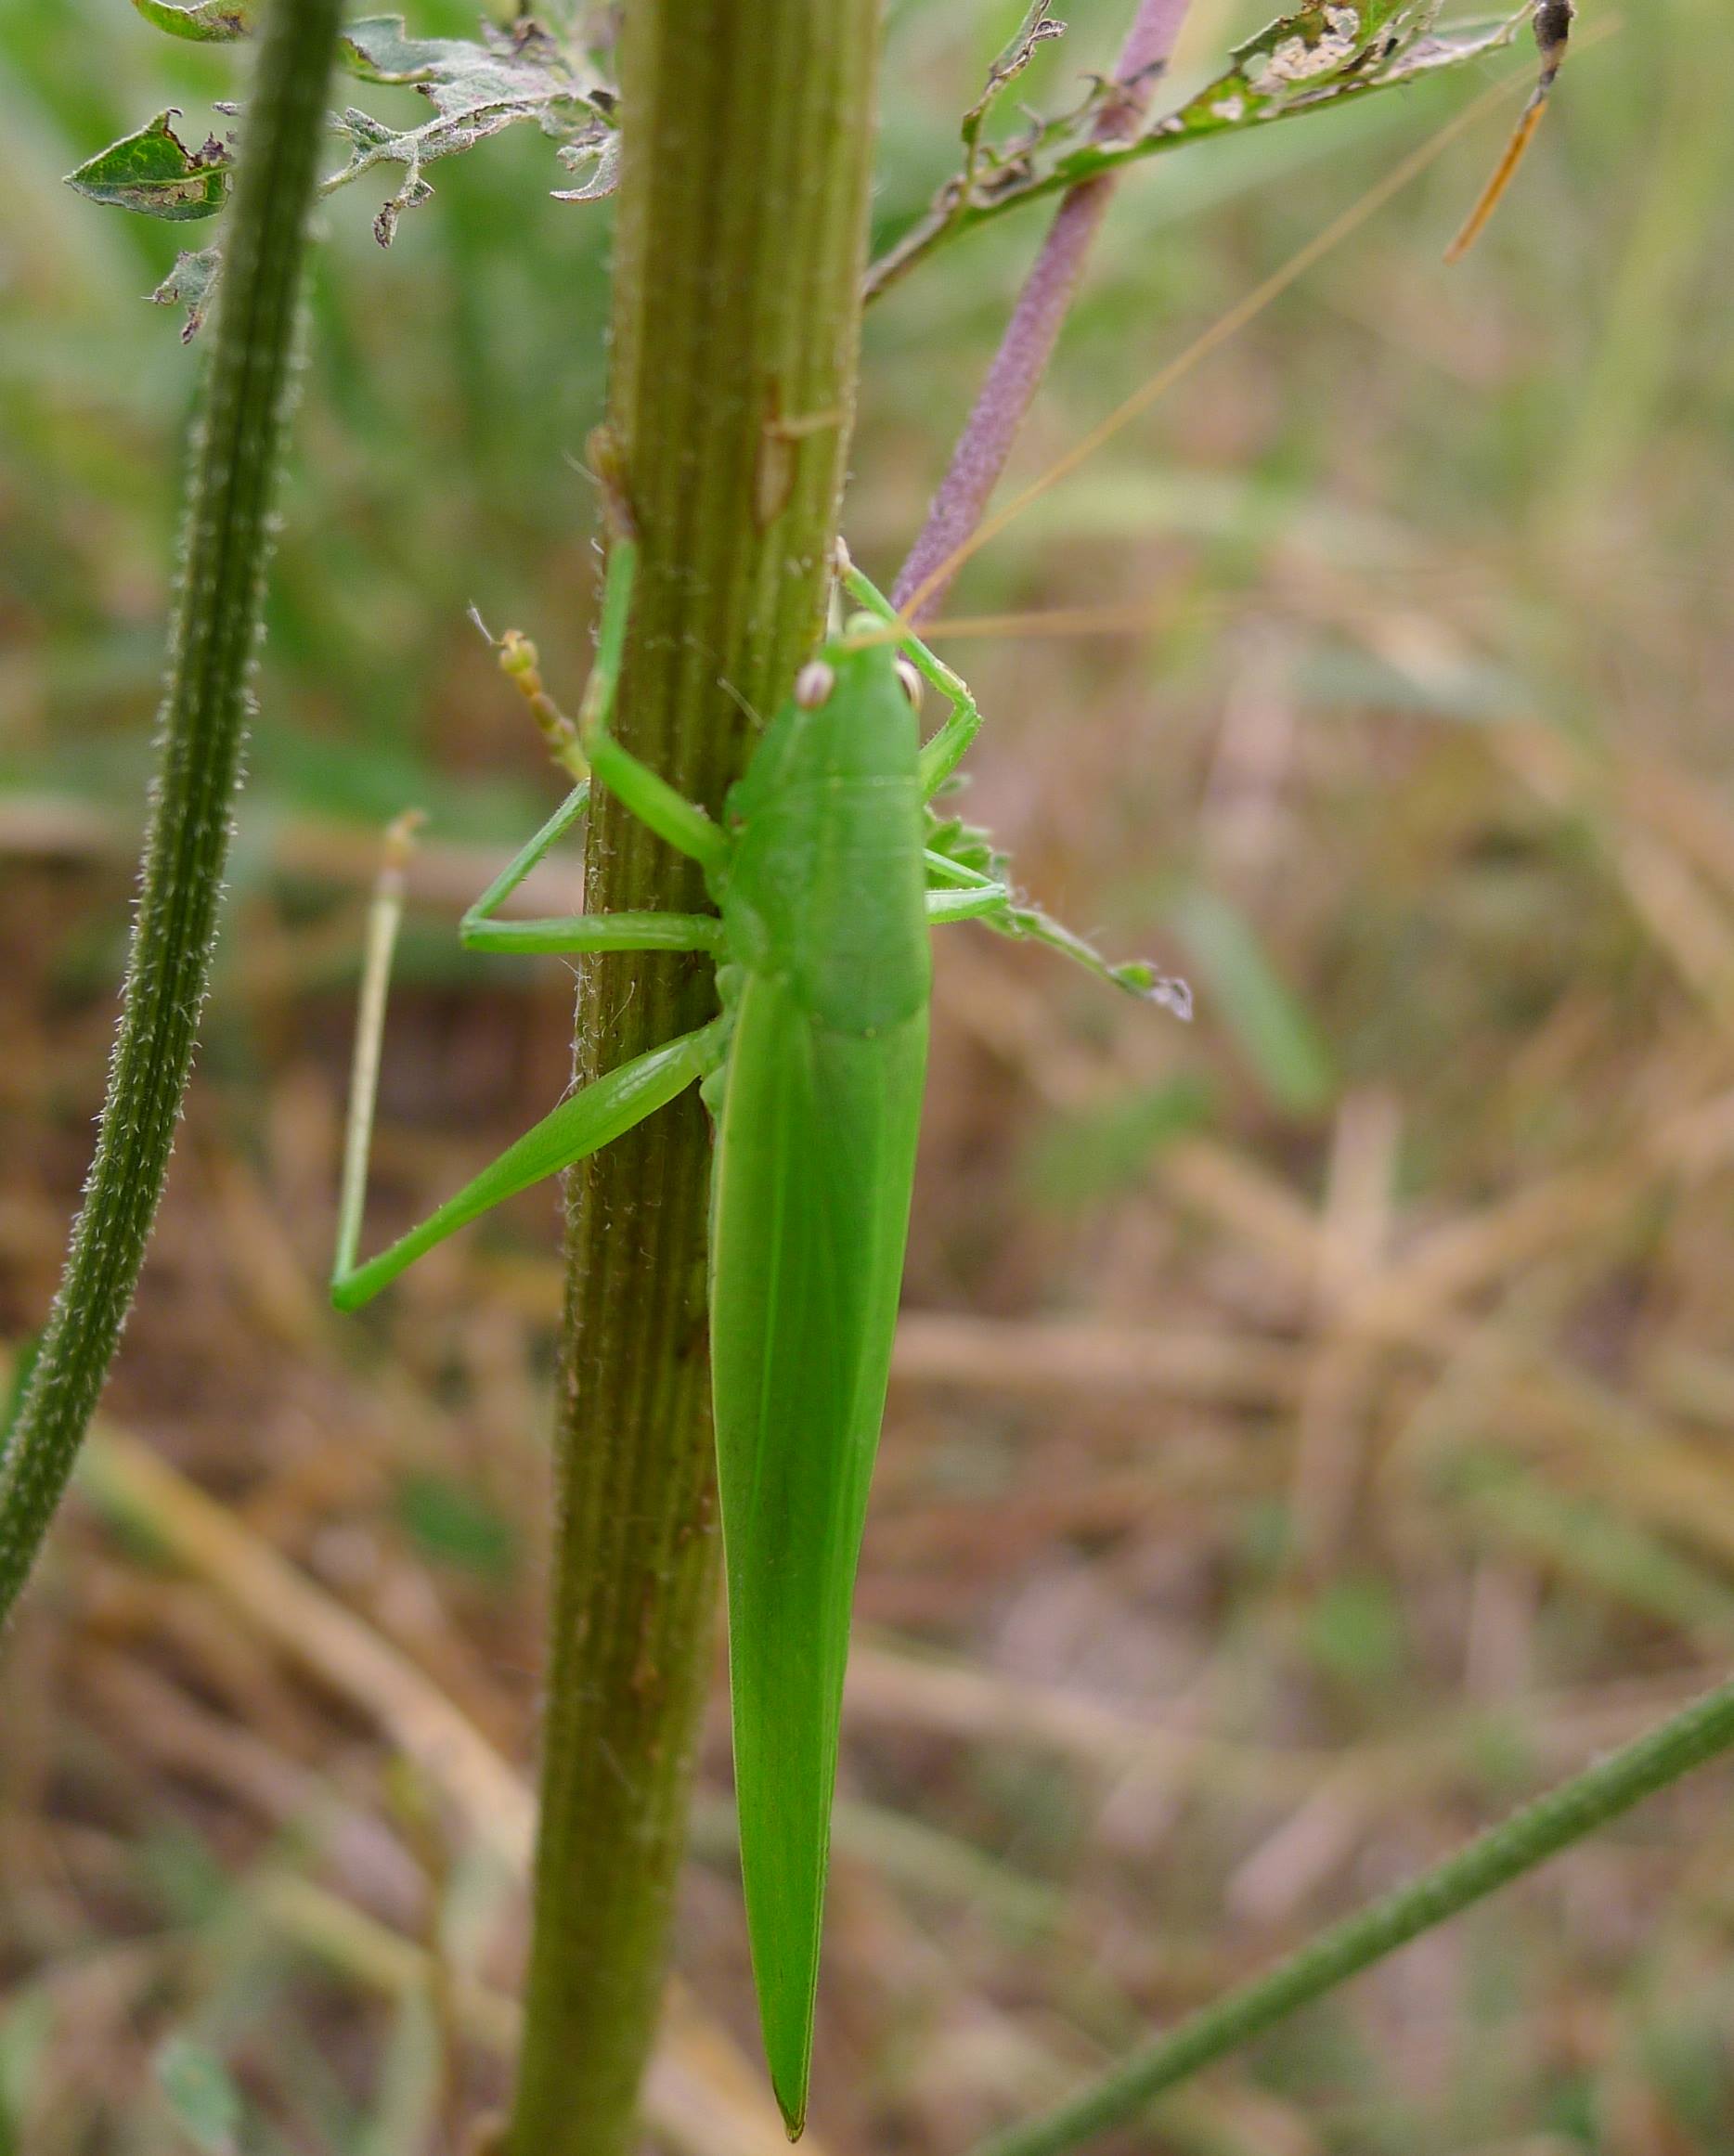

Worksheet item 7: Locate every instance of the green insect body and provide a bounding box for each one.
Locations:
[707,640,932,2126]
[330,537,1187,2136]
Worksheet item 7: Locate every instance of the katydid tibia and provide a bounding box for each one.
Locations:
[330,537,1188,2136]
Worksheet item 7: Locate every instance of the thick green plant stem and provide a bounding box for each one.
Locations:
[506,3,881,2150]
[0,0,342,1628]
[976,1673,1734,2156]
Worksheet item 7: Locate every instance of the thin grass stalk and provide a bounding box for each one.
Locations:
[893,0,1196,617]
[0,0,343,1629]
[974,1674,1734,2156]
[505,4,881,2149]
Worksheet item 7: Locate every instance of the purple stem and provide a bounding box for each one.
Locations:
[893,0,1196,618]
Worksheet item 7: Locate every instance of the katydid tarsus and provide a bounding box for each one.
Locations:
[328,62,1559,2130]
[330,536,1187,2135]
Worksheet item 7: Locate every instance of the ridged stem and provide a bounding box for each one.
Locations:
[976,1674,1734,2156]
[506,5,881,2150]
[0,0,343,1628]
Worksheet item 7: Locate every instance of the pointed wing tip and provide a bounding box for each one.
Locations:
[749,1908,819,2147]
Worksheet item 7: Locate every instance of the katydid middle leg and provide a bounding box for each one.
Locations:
[331,536,738,1311]
[925,882,1012,926]
[466,539,731,946]
[330,809,729,1311]
[459,781,723,960]
[846,553,1183,1011]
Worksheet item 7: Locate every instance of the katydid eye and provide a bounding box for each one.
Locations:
[893,656,922,708]
[796,660,835,709]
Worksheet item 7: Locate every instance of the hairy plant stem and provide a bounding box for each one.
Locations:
[975,1673,1734,2156]
[0,0,342,1630]
[506,5,880,2149]
[894,0,1196,617]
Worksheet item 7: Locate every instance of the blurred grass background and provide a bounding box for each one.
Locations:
[6,0,1734,2149]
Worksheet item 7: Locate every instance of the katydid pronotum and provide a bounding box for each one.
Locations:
[330,537,1188,2135]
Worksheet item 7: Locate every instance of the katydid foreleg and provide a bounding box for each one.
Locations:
[837,549,983,795]
[578,673,731,877]
[848,591,1194,1015]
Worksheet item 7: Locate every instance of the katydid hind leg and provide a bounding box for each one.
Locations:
[330,1016,724,1311]
[333,763,725,1312]
[331,810,425,1305]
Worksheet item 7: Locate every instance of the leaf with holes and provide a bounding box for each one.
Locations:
[324,15,616,242]
[961,0,1068,168]
[867,2,1529,298]
[131,0,258,38]
[75,13,618,263]
[152,246,224,341]
[65,110,232,221]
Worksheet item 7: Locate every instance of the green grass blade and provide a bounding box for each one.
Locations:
[973,1673,1734,2156]
[1170,885,1335,1117]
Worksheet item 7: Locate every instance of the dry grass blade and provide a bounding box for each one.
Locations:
[891,1313,1301,1406]
[71,1423,831,2156]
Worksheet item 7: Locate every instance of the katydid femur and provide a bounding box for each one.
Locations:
[330,537,1187,2137]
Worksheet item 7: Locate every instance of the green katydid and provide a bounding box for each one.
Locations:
[326,55,1519,2107]
[330,536,1186,2135]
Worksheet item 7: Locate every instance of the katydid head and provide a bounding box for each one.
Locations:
[829,613,924,708]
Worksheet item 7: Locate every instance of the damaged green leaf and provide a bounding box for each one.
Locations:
[552,129,619,203]
[961,2,1068,170]
[66,109,232,221]
[322,15,615,243]
[152,246,225,341]
[81,11,618,273]
[867,2,1529,300]
[130,0,258,38]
